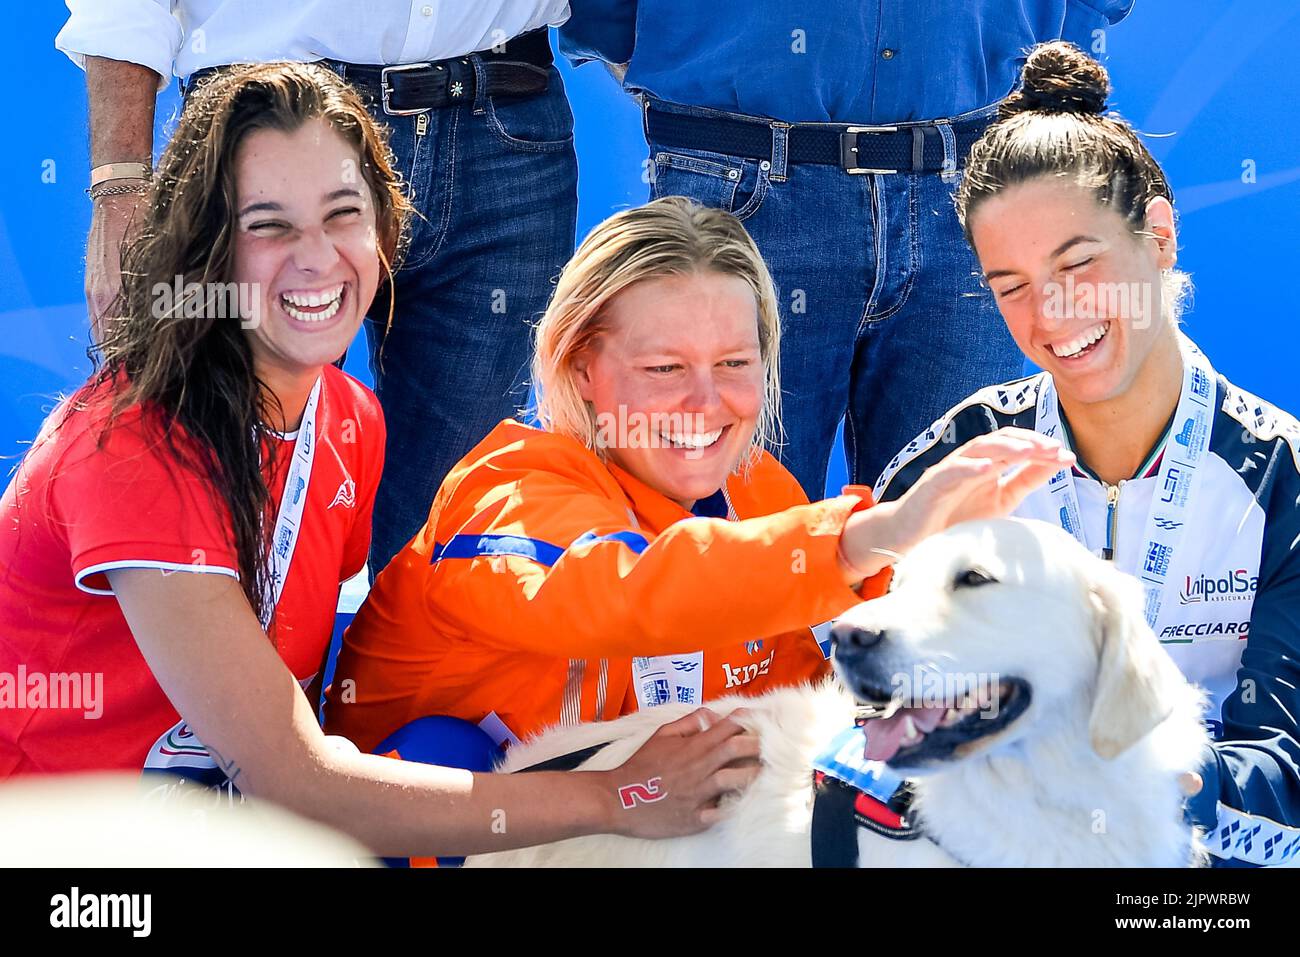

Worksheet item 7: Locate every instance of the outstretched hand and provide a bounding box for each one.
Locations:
[841,428,1074,579]
[604,707,760,839]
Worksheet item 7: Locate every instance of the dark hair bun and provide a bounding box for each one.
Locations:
[1002,41,1110,117]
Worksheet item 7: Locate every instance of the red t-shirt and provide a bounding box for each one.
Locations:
[0,364,384,779]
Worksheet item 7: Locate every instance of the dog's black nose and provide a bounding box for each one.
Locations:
[831,622,885,651]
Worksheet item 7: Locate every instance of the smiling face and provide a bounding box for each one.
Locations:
[573,271,766,510]
[230,117,380,395]
[831,520,1100,769]
[968,177,1178,406]
[832,518,1191,770]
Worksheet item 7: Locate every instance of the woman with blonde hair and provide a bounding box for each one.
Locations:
[327,195,1070,751]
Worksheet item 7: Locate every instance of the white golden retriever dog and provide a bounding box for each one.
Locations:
[466,519,1209,867]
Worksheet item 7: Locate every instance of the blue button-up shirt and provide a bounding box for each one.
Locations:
[560,0,1133,123]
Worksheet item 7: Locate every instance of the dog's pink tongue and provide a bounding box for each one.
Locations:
[862,706,946,762]
[863,714,907,762]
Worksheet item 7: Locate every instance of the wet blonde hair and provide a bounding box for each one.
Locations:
[532,196,783,473]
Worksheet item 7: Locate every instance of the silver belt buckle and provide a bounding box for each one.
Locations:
[381,62,437,116]
[840,125,901,175]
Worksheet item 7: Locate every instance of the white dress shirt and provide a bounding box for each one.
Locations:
[56,0,571,89]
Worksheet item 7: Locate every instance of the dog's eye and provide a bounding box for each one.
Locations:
[953,567,998,590]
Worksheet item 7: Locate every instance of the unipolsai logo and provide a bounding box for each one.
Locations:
[1178,568,1259,605]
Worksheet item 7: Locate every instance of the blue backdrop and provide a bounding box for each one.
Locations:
[4,1,1298,498]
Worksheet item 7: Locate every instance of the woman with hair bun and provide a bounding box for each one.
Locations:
[875,41,1300,867]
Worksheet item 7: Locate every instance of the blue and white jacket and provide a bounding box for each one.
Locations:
[874,364,1300,867]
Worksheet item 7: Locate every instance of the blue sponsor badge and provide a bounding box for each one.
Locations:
[1144,541,1173,576]
[809,623,834,660]
[812,726,904,802]
[1059,504,1075,535]
[275,524,293,558]
[643,678,670,706]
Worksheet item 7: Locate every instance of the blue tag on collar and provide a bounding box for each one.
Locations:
[812,726,905,802]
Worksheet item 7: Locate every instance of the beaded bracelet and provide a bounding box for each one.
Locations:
[87,180,150,200]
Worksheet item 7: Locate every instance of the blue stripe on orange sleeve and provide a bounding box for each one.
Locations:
[431,529,652,567]
[431,534,566,567]
[570,530,651,553]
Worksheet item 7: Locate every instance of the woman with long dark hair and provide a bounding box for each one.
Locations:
[0,63,761,858]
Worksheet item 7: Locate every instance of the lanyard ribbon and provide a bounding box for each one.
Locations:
[1036,335,1216,631]
[142,378,322,789]
[260,377,321,629]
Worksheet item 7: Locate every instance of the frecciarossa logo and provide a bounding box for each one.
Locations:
[1159,620,1250,641]
[1178,568,1259,604]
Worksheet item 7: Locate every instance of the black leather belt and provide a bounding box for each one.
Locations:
[646,102,991,175]
[350,27,553,115]
[186,27,553,115]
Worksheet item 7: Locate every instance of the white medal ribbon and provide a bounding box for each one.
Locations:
[1036,335,1216,631]
[260,376,321,629]
[143,378,322,786]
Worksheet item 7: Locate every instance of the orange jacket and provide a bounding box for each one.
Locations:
[325,420,888,750]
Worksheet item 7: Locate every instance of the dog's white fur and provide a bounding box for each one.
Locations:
[466,519,1209,867]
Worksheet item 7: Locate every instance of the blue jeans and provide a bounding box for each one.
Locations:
[354,63,579,571]
[644,97,1024,499]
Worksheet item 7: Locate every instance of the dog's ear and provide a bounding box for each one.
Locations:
[1086,561,1179,760]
